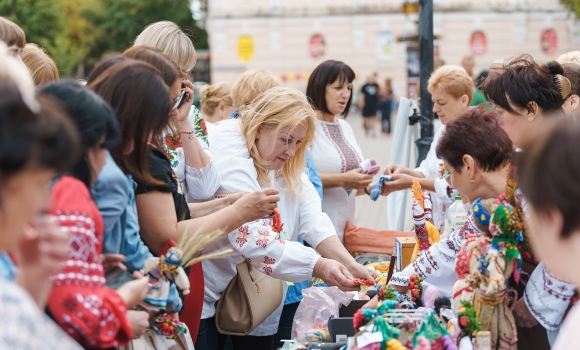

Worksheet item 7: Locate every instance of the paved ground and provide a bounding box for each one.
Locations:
[347,112,397,231]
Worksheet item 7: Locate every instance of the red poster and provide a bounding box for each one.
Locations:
[309,34,326,59]
[470,31,487,56]
[541,29,558,55]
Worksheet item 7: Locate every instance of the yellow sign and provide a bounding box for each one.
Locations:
[237,36,254,62]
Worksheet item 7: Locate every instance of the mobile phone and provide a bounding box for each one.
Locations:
[177,84,190,109]
[105,266,135,290]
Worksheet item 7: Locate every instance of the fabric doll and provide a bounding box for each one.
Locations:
[410,179,440,262]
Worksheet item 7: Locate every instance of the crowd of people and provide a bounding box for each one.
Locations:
[1,14,580,350]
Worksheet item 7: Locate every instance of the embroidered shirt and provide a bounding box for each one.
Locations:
[390,215,482,297]
[47,176,132,348]
[310,118,364,241]
[158,106,221,202]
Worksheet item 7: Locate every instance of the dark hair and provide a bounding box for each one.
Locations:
[39,80,120,189]
[476,70,489,88]
[436,107,512,173]
[562,63,580,97]
[0,79,79,181]
[86,53,128,84]
[483,54,567,115]
[517,117,580,238]
[306,60,355,118]
[88,59,171,186]
[122,46,181,86]
[0,16,26,48]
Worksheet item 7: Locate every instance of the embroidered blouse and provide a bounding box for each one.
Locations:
[201,119,337,336]
[310,118,364,242]
[47,176,132,348]
[390,215,482,297]
[159,106,221,202]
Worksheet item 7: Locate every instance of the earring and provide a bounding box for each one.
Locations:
[528,119,533,124]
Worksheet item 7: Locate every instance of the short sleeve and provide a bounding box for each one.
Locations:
[135,147,175,195]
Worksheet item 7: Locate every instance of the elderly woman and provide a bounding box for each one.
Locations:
[383,65,474,229]
[200,87,373,350]
[483,54,575,348]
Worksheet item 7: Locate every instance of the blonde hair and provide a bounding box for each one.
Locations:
[21,43,59,86]
[0,41,38,112]
[200,81,233,116]
[239,86,317,194]
[428,65,474,105]
[134,21,196,74]
[232,69,282,109]
[556,51,580,65]
[0,16,26,48]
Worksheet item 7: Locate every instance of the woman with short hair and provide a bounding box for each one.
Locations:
[483,54,574,348]
[200,81,234,126]
[21,43,59,86]
[383,65,474,229]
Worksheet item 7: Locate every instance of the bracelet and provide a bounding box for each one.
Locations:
[364,186,370,195]
[179,130,195,140]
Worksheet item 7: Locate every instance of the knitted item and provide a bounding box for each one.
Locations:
[361,158,381,175]
[370,176,392,201]
[415,336,431,350]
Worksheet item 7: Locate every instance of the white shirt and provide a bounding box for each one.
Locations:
[415,124,455,229]
[310,119,364,242]
[160,106,221,202]
[202,119,337,335]
[0,278,83,350]
[552,303,580,350]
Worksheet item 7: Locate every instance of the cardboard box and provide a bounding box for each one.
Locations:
[395,237,416,271]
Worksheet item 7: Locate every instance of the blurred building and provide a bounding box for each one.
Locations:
[205,0,579,99]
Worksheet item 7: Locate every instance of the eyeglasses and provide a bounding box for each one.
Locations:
[170,91,186,115]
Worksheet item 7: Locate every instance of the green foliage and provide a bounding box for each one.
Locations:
[561,0,580,18]
[1,0,207,77]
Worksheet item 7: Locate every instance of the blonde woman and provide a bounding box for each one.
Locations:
[199,81,234,126]
[230,69,282,117]
[134,21,218,203]
[21,43,58,86]
[198,87,373,350]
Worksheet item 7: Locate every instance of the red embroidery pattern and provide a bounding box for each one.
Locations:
[256,230,271,248]
[263,256,276,275]
[235,225,250,248]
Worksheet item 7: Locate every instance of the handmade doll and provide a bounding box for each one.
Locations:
[410,179,440,262]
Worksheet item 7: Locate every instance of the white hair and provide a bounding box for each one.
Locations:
[0,41,39,112]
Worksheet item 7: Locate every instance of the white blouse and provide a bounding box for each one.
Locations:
[310,119,364,242]
[160,106,221,202]
[202,119,337,336]
[415,125,456,229]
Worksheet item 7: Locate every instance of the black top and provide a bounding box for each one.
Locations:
[361,83,380,115]
[135,147,191,222]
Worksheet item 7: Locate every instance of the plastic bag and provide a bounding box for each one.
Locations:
[292,287,355,343]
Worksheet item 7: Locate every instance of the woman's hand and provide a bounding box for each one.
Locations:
[174,80,194,124]
[381,173,414,195]
[233,188,280,222]
[347,263,377,283]
[313,258,358,291]
[383,163,409,175]
[127,310,150,339]
[117,271,150,309]
[343,169,373,190]
[101,253,127,271]
[512,298,540,328]
[363,295,379,309]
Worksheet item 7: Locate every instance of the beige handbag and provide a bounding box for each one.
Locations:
[215,260,283,335]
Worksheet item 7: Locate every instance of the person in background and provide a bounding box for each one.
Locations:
[21,43,58,86]
[379,78,394,135]
[0,16,25,60]
[556,50,580,65]
[470,70,489,107]
[200,81,234,128]
[516,117,580,350]
[308,60,375,243]
[559,63,580,116]
[461,56,476,82]
[0,77,82,350]
[230,69,282,115]
[134,21,218,204]
[359,72,379,137]
[383,65,473,230]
